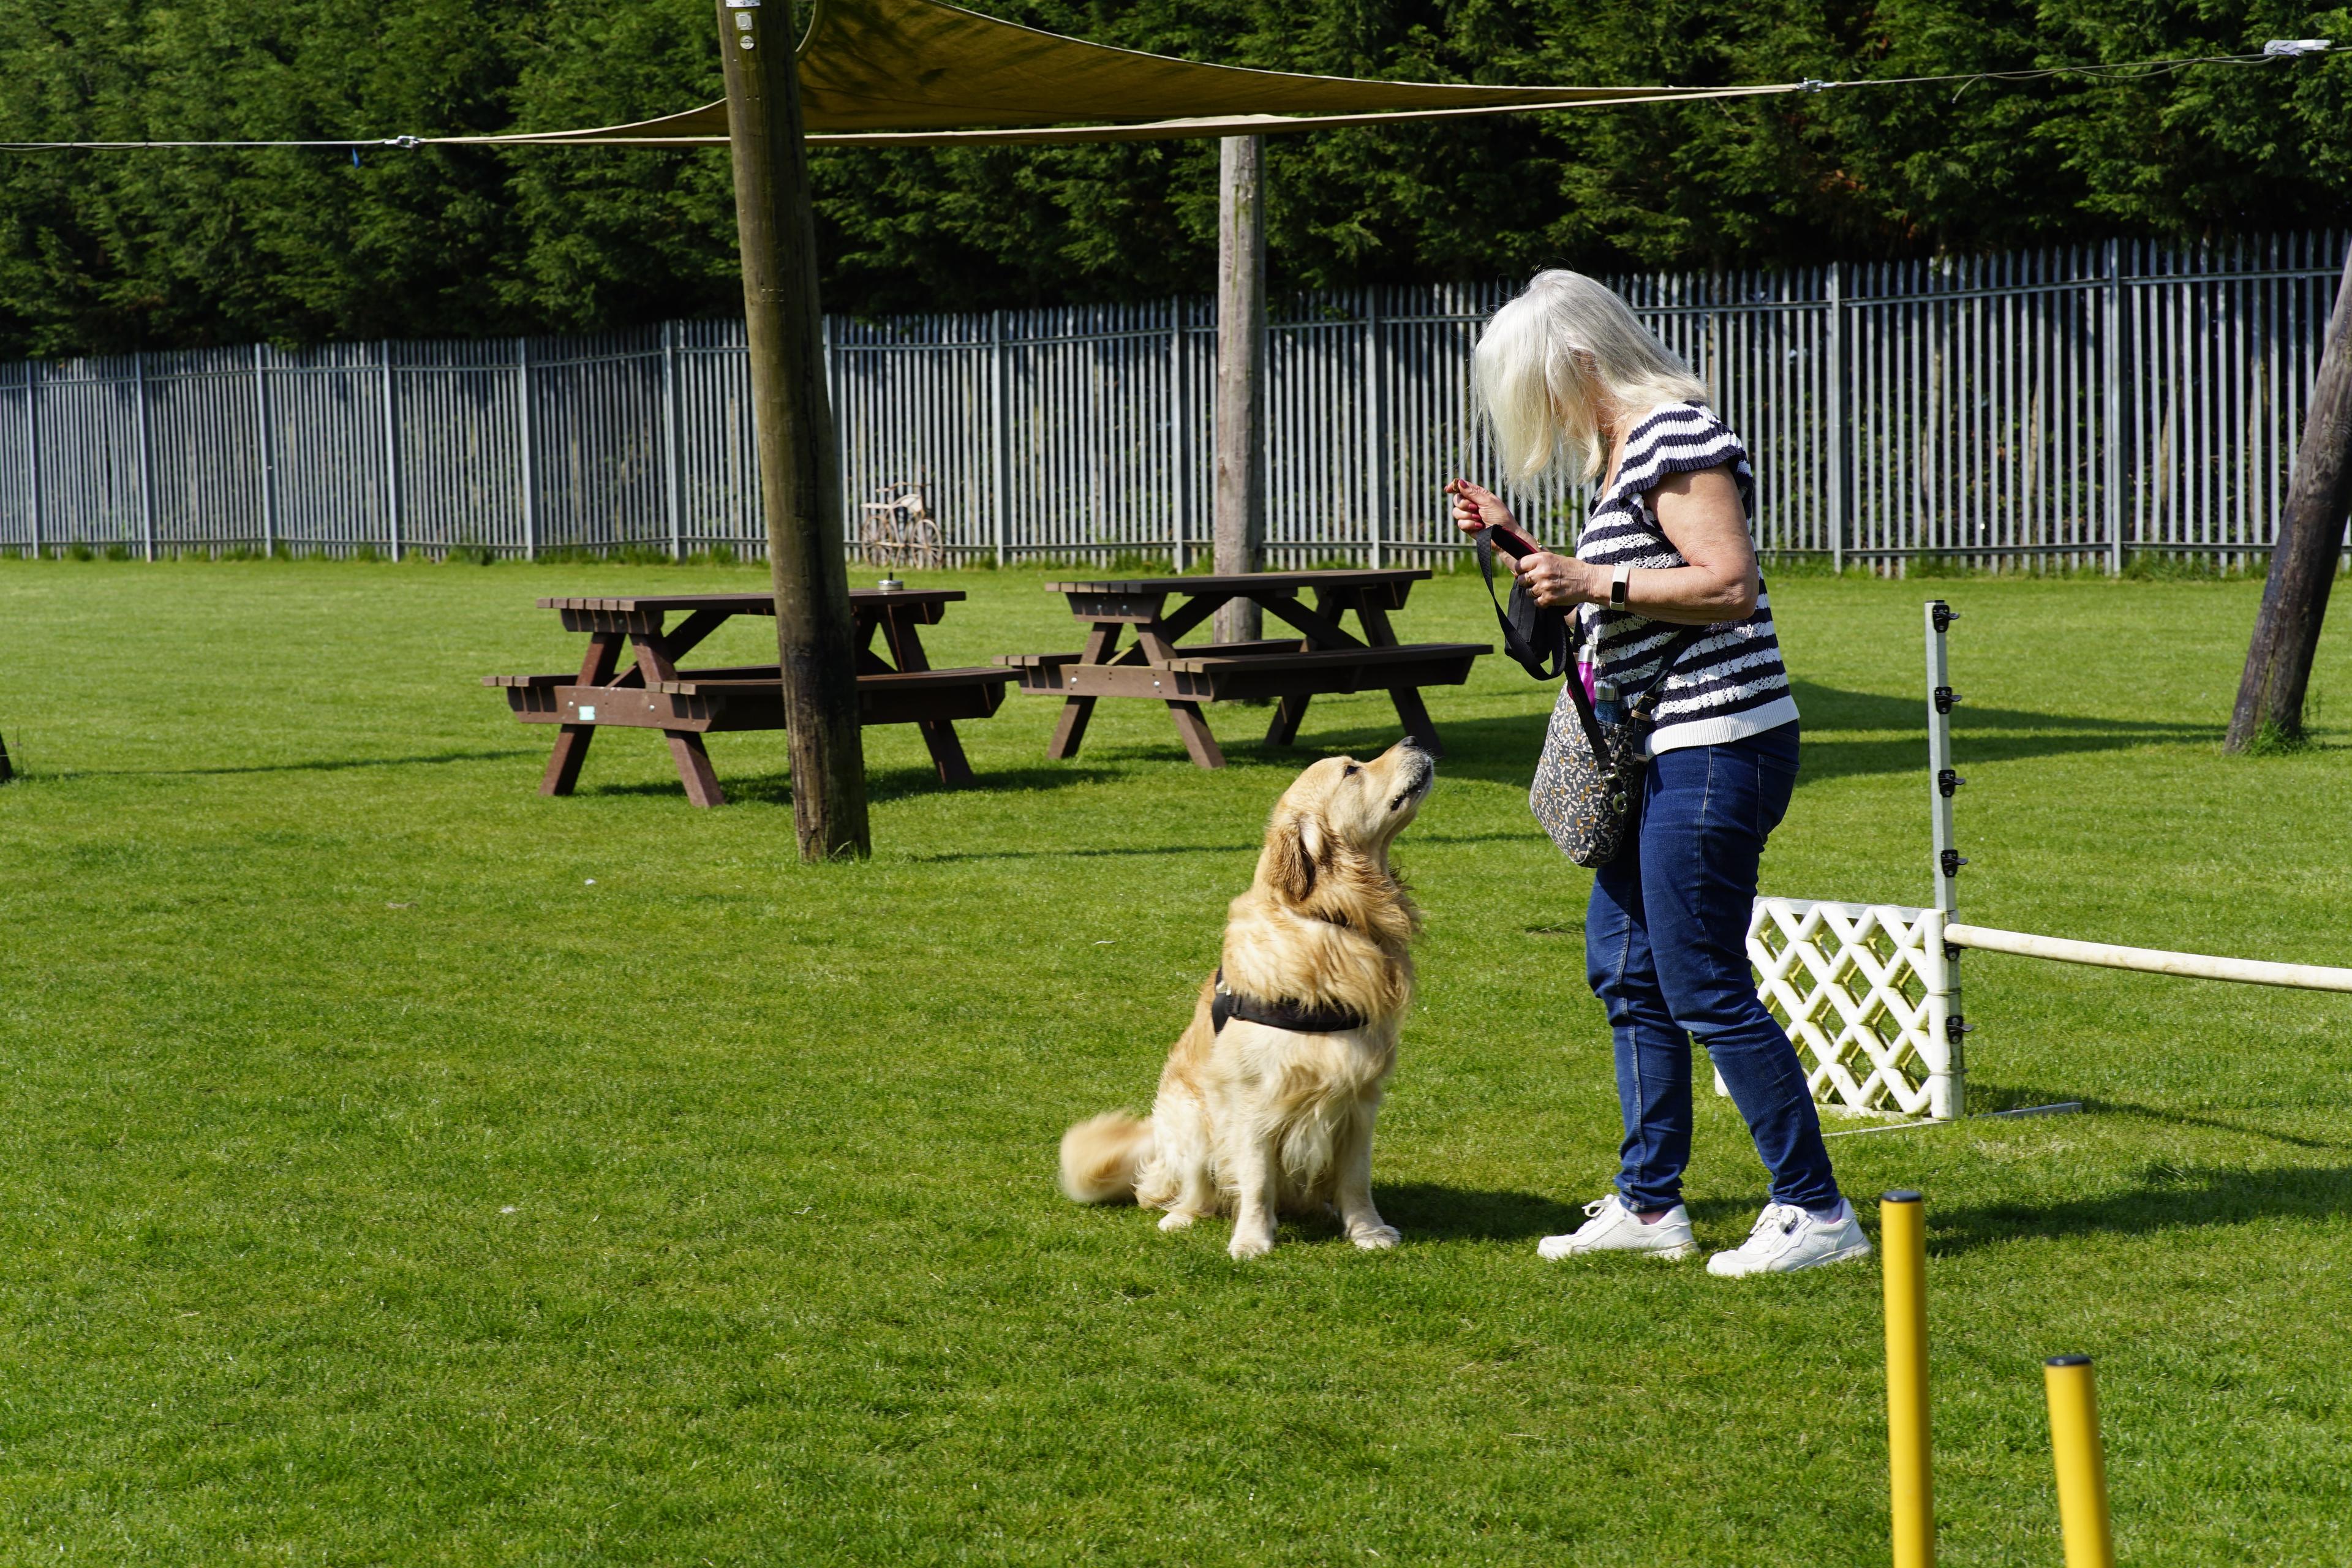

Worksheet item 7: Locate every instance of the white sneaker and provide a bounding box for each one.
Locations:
[1706,1200,1873,1277]
[1537,1195,1698,1261]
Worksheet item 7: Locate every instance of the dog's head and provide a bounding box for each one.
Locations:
[1253,740,1433,935]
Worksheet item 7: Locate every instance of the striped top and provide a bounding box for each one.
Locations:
[1574,402,1798,755]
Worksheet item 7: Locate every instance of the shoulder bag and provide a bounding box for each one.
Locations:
[1476,532,1702,867]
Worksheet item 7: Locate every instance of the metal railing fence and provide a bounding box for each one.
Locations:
[0,232,2342,570]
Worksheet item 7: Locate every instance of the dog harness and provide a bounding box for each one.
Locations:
[1210,968,1368,1035]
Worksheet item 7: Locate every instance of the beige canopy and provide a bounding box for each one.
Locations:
[446,0,1792,147]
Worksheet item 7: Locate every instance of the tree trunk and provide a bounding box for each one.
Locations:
[2227,246,2352,750]
[718,0,870,857]
[1213,135,1266,646]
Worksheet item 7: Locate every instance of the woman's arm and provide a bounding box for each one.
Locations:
[1493,466,1758,624]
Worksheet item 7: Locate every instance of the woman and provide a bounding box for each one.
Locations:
[1449,270,1867,1277]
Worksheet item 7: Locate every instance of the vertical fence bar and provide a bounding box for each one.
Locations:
[253,344,275,555]
[1364,291,1383,567]
[992,308,1009,567]
[663,320,684,559]
[23,362,38,559]
[2104,239,2123,574]
[516,337,537,559]
[134,350,154,560]
[1169,306,1188,569]
[380,340,402,560]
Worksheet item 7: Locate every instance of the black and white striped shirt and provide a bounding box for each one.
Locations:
[1574,402,1798,754]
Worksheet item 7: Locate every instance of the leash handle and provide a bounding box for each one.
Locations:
[1479,529,1603,753]
[1476,529,1572,682]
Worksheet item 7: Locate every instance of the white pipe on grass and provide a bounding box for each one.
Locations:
[1943,923,2352,993]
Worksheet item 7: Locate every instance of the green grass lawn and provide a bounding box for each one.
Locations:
[2,558,2348,1565]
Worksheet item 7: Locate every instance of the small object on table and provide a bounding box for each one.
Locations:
[997,570,1489,769]
[877,575,903,592]
[485,589,1011,806]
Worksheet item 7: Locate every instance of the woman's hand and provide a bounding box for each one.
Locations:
[1446,478,1531,544]
[1511,550,1605,609]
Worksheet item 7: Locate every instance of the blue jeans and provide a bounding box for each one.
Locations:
[1583,722,1839,1212]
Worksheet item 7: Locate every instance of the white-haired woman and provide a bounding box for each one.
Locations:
[1450,270,1867,1276]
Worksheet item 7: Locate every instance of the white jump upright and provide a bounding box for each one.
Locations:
[1746,596,2352,1128]
[1732,603,1970,1121]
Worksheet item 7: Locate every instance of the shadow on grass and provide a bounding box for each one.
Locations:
[1928,1161,2352,1254]
[91,747,539,777]
[901,830,1539,864]
[1972,1083,2346,1152]
[1376,1184,1587,1242]
[584,763,1131,807]
[1381,679,2220,791]
[1376,1185,1762,1241]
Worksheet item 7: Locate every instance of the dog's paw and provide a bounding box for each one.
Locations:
[1156,1210,1197,1232]
[1228,1231,1275,1261]
[1349,1224,1402,1251]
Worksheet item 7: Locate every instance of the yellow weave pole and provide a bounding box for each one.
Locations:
[2043,1355,2116,1568]
[1881,1190,1932,1567]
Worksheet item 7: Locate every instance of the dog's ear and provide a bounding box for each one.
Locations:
[1265,810,1320,902]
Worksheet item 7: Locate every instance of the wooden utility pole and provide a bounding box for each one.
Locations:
[717,0,870,857]
[2228,246,2352,751]
[1213,135,1267,646]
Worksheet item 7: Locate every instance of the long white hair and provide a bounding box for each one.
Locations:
[1474,270,1710,484]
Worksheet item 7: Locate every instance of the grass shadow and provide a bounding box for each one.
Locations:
[1375,1183,1587,1242]
[1376,1185,1760,1242]
[582,763,1131,807]
[902,829,1538,865]
[1392,679,2222,791]
[1928,1162,2352,1254]
[1972,1083,2346,1152]
[88,748,539,777]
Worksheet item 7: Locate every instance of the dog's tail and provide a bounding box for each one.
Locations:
[1058,1112,1154,1204]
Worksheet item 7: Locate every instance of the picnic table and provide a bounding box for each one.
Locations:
[997,569,1488,768]
[486,589,1011,807]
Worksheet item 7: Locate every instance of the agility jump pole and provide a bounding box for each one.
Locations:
[1919,601,2342,992]
[1924,599,2352,998]
[1751,603,2352,1131]
[1943,922,2352,992]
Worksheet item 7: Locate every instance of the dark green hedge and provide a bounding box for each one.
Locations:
[0,0,2344,355]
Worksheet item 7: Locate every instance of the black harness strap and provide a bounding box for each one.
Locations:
[1210,968,1368,1035]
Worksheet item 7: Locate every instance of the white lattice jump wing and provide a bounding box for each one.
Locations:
[1738,897,1961,1121]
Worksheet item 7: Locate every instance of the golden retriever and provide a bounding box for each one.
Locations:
[1059,740,1433,1259]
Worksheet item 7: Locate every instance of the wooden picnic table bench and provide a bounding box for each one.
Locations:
[997,569,1488,769]
[486,589,1011,807]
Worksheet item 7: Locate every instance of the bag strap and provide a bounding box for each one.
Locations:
[1475,530,1570,682]
[1555,633,1609,759]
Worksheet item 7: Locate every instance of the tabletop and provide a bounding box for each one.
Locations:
[1039,570,1431,597]
[537,589,966,614]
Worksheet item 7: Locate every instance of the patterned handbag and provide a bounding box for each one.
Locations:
[1474,529,1701,867]
[1529,670,1635,867]
[1526,624,1703,868]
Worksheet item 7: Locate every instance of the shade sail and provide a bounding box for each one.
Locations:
[446,0,1788,146]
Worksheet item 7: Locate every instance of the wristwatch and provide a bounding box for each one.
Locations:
[1610,562,1632,608]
